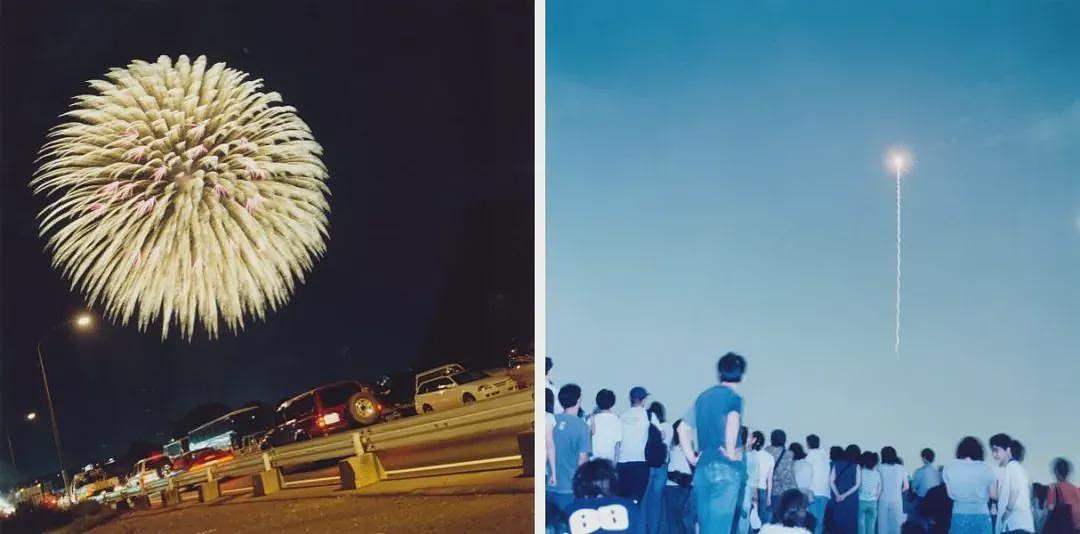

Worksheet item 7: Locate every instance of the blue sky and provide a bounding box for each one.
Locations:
[548,1,1079,482]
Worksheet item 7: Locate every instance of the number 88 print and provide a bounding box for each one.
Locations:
[567,503,635,534]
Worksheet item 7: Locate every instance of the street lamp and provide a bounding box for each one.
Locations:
[36,311,96,497]
[25,412,37,421]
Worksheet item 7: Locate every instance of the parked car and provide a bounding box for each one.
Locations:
[70,464,120,503]
[414,364,518,413]
[172,447,235,475]
[259,380,388,449]
[119,453,172,491]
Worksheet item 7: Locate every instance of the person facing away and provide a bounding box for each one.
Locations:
[858,451,882,534]
[805,434,831,534]
[738,427,758,534]
[677,352,748,534]
[591,389,621,463]
[753,430,776,524]
[943,436,995,534]
[661,418,697,534]
[830,444,863,534]
[564,458,645,534]
[878,446,910,534]
[547,388,558,487]
[913,448,943,498]
[549,383,593,511]
[989,434,1034,534]
[911,447,943,531]
[768,430,799,502]
[791,443,813,502]
[1045,457,1080,533]
[761,489,818,534]
[643,401,671,534]
[617,386,652,504]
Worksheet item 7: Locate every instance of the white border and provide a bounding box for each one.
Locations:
[533,0,546,531]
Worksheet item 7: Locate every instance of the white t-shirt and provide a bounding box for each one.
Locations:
[794,459,813,492]
[667,444,692,486]
[591,411,621,462]
[996,461,1034,534]
[759,526,810,534]
[806,448,831,497]
[616,405,648,463]
[754,449,776,489]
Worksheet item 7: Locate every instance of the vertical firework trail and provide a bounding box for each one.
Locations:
[895,165,902,355]
[887,147,910,356]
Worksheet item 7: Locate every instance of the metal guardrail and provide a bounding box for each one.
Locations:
[99,388,533,504]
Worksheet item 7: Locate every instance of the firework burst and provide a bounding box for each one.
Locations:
[31,55,330,340]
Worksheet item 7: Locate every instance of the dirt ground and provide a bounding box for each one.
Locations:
[88,492,532,533]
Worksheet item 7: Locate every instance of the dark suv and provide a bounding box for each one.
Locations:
[260,381,384,448]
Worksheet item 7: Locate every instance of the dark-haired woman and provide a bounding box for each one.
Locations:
[1045,457,1080,533]
[943,436,994,534]
[761,489,816,534]
[660,419,695,534]
[878,446,909,534]
[829,445,861,534]
[858,452,882,534]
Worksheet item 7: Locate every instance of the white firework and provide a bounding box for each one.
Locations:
[31,55,330,340]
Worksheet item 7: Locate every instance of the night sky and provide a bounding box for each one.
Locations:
[1,0,532,485]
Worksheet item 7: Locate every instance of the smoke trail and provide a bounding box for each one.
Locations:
[895,168,902,354]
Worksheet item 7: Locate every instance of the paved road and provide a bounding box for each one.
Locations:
[91,469,532,533]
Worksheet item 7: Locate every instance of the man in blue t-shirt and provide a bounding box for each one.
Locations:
[548,383,592,512]
[676,352,748,534]
[564,459,644,534]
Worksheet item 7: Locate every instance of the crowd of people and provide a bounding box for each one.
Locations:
[543,356,1080,534]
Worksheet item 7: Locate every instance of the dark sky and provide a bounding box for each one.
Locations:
[1,0,533,485]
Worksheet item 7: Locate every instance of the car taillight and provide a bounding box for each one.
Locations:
[317,412,341,427]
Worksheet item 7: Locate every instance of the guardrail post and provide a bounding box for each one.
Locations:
[338,435,383,490]
[159,476,180,507]
[517,430,535,477]
[197,466,220,503]
[252,452,283,497]
[132,494,151,510]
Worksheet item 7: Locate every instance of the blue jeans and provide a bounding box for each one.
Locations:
[737,485,755,534]
[694,460,745,534]
[758,489,771,524]
[859,499,879,534]
[644,465,668,533]
[810,495,828,534]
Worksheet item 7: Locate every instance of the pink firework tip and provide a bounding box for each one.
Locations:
[152,165,168,181]
[117,182,138,199]
[185,145,208,160]
[241,158,267,180]
[238,137,258,152]
[123,145,147,162]
[188,120,209,141]
[245,196,263,215]
[212,183,230,198]
[135,197,155,216]
[102,181,120,196]
[88,203,107,217]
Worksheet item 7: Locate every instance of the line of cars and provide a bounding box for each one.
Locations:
[72,357,533,503]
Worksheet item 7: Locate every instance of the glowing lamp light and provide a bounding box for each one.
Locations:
[26,412,37,421]
[74,314,93,328]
